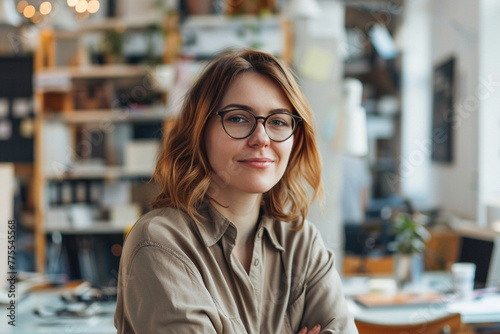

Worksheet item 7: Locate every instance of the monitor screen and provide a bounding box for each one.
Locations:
[457,236,494,289]
[0,55,34,163]
[0,56,33,97]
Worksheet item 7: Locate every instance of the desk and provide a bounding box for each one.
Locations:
[0,291,116,334]
[344,272,500,330]
[3,274,499,333]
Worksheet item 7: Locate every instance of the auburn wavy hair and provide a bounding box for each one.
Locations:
[151,49,324,227]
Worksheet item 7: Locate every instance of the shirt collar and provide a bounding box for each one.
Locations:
[195,199,285,252]
[259,210,285,251]
[196,200,233,247]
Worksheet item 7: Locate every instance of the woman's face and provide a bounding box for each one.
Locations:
[204,72,295,199]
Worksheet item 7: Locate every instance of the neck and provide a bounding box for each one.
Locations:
[209,192,262,246]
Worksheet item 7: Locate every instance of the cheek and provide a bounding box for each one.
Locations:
[275,142,294,177]
[205,135,236,174]
[281,139,295,163]
[204,121,223,167]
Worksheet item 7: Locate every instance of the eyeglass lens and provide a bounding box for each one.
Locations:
[221,109,297,141]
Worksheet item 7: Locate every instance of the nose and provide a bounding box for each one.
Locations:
[248,120,270,147]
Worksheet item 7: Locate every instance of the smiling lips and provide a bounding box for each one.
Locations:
[238,158,274,168]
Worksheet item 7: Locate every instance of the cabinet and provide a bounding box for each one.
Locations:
[33,19,179,277]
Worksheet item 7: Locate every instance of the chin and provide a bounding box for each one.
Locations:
[240,181,278,195]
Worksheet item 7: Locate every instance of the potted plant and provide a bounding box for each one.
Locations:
[392,212,431,289]
[102,28,125,64]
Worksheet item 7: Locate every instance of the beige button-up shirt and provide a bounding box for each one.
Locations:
[114,201,358,333]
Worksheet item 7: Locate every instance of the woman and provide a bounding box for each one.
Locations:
[114,49,358,334]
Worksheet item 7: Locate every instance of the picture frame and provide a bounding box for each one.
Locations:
[431,57,455,163]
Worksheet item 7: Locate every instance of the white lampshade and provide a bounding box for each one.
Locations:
[0,0,21,26]
[487,199,500,232]
[343,105,368,156]
[342,78,368,156]
[282,0,321,19]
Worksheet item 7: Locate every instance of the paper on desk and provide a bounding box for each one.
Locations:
[447,295,500,314]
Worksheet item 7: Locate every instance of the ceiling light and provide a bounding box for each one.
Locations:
[75,0,88,13]
[40,1,52,15]
[87,0,99,14]
[23,5,35,18]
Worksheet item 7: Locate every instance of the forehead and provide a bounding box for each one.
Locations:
[220,72,292,110]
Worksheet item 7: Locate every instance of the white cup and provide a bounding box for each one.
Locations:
[452,262,476,299]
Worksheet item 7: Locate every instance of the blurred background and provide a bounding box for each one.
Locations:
[0,0,499,292]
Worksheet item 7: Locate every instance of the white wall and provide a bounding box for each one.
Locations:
[399,0,434,209]
[429,0,479,219]
[401,0,480,219]
[478,0,500,227]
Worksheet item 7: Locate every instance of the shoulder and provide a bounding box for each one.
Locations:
[121,207,203,264]
[126,207,192,243]
[273,219,321,251]
[270,219,328,269]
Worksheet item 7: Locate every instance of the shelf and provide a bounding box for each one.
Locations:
[181,14,285,61]
[182,14,282,28]
[43,107,171,124]
[35,65,150,93]
[32,16,182,277]
[45,222,126,235]
[52,17,166,37]
[366,112,401,119]
[45,166,154,181]
[35,65,148,91]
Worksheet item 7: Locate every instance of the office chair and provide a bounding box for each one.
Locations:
[355,313,475,334]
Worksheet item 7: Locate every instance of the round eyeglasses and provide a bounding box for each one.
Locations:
[214,109,302,142]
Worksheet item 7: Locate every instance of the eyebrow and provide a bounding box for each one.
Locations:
[219,103,292,114]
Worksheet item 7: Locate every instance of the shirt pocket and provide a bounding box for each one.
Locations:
[283,287,306,334]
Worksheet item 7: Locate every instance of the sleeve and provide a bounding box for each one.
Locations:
[114,245,220,334]
[301,230,359,334]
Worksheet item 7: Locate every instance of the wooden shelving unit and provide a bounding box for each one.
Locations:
[32,19,180,274]
[42,108,169,124]
[32,13,292,278]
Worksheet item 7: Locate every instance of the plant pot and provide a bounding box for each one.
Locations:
[104,53,125,65]
[394,253,423,289]
[185,0,213,15]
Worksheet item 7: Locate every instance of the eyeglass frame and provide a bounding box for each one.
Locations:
[213,108,303,142]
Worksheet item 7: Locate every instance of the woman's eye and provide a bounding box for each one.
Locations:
[269,118,289,127]
[227,115,248,123]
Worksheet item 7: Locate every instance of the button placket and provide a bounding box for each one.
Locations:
[248,229,264,301]
[253,230,263,268]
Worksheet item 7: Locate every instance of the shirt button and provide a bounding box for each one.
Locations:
[257,230,263,238]
[254,259,260,266]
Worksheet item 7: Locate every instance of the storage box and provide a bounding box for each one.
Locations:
[124,140,160,174]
